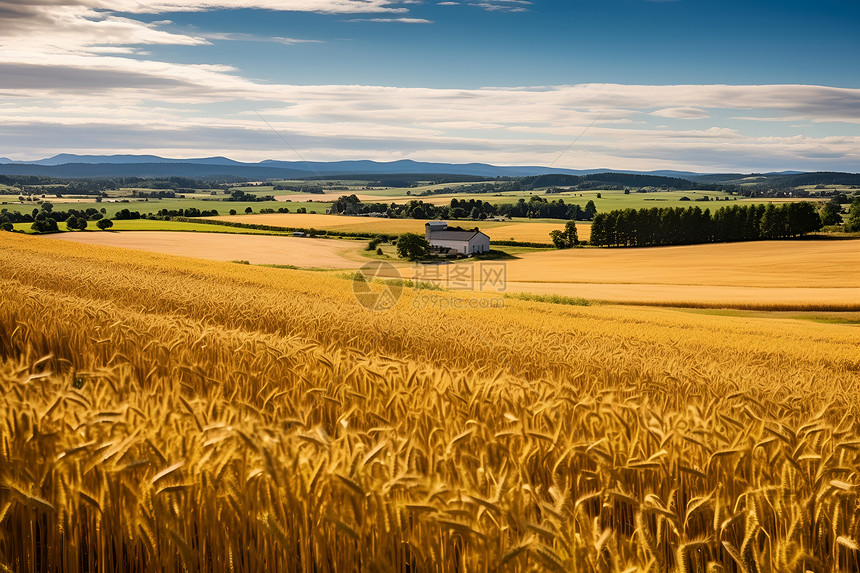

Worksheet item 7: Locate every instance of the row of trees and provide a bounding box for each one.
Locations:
[1,206,106,224]
[590,202,823,247]
[0,206,119,233]
[498,197,596,220]
[153,208,220,218]
[131,190,176,198]
[273,184,328,193]
[65,216,113,231]
[226,190,275,202]
[330,195,597,221]
[418,181,524,196]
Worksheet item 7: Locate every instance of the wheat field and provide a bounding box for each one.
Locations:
[1,233,860,572]
[42,231,367,268]
[416,239,860,310]
[495,240,860,288]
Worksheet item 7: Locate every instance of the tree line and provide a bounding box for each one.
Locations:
[226,190,275,202]
[0,204,115,233]
[520,172,713,191]
[590,202,823,247]
[418,181,523,196]
[330,195,597,221]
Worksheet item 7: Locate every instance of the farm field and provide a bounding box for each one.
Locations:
[494,240,860,288]
[273,187,816,211]
[501,282,860,310]
[560,192,733,211]
[210,213,588,243]
[41,231,366,268]
[1,233,860,571]
[107,219,292,234]
[38,226,860,309]
[270,180,493,203]
[12,219,296,235]
[0,197,332,217]
[405,240,860,309]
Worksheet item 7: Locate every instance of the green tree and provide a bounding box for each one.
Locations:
[590,213,609,246]
[30,218,58,233]
[564,220,579,246]
[97,219,114,230]
[845,197,860,232]
[1,222,12,232]
[549,220,580,249]
[244,207,253,214]
[396,233,430,261]
[819,201,842,226]
[786,202,822,236]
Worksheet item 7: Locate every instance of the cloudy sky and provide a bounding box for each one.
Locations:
[1,0,858,172]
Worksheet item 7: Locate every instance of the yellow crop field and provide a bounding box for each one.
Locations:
[501,240,860,288]
[489,222,591,243]
[217,213,434,233]
[2,233,860,572]
[403,240,860,310]
[498,281,860,310]
[209,213,586,244]
[41,231,366,268]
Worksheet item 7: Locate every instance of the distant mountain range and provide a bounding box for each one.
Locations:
[0,155,854,187]
[0,154,704,179]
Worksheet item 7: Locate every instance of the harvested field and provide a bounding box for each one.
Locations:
[490,222,591,243]
[217,213,433,234]
[494,240,860,288]
[403,240,860,309]
[41,231,365,268]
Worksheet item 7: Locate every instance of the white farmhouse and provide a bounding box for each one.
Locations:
[425,221,490,255]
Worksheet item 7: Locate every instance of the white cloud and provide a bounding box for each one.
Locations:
[0,1,409,57]
[651,107,710,119]
[203,32,324,44]
[0,6,208,55]
[0,2,857,171]
[469,0,531,12]
[53,0,410,15]
[2,81,859,171]
[346,17,433,22]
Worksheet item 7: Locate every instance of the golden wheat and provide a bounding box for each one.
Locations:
[0,233,859,572]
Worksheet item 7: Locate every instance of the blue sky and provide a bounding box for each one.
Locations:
[148,0,860,88]
[0,0,858,171]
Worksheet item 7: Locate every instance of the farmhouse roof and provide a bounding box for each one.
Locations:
[430,230,488,241]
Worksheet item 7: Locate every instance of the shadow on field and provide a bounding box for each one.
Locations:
[801,233,860,241]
